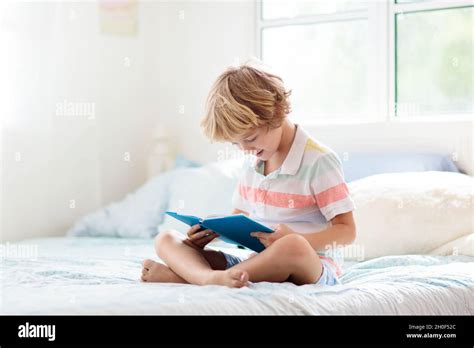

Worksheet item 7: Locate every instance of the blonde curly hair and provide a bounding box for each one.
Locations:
[201,64,291,142]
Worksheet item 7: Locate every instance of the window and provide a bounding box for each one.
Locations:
[259,0,373,122]
[258,0,473,122]
[262,20,369,120]
[395,6,473,116]
[262,0,366,19]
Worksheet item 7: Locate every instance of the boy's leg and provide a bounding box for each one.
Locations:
[141,235,227,283]
[145,230,248,287]
[142,259,188,283]
[230,234,322,285]
[143,230,321,287]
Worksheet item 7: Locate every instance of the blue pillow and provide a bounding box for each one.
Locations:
[338,153,460,182]
[67,171,174,238]
[68,155,201,239]
[173,154,202,169]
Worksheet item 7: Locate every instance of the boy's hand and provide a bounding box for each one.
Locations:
[184,224,220,249]
[250,224,295,248]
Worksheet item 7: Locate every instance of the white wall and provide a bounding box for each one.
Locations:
[1,1,161,242]
[151,0,257,164]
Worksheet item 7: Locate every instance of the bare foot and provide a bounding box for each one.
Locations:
[141,259,187,283]
[205,269,249,288]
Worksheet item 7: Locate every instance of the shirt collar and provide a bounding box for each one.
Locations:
[252,124,308,176]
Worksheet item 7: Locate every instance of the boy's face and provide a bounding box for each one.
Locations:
[232,126,283,161]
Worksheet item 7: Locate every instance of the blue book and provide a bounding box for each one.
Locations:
[165,211,274,252]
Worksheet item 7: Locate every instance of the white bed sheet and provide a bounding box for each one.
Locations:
[1,237,473,315]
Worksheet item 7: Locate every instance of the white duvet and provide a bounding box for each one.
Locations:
[1,237,473,315]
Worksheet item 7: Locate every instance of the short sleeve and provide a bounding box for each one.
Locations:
[311,151,355,221]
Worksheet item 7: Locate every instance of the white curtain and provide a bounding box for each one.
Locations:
[0,1,102,241]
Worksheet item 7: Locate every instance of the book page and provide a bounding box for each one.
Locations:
[204,214,228,219]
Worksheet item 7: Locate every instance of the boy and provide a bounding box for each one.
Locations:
[142,64,356,287]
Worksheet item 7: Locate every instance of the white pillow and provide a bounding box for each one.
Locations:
[428,233,474,256]
[343,171,474,260]
[157,158,244,247]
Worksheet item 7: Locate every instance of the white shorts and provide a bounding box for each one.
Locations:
[221,251,341,286]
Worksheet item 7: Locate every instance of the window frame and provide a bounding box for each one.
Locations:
[256,0,473,125]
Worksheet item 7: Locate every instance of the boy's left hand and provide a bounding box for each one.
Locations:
[251,224,294,248]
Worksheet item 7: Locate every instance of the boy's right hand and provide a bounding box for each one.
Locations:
[184,224,220,249]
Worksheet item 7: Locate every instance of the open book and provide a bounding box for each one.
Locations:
[165,211,274,252]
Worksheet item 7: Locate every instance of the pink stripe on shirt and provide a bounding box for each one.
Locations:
[238,185,316,209]
[314,182,350,208]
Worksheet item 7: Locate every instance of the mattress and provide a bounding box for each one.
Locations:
[1,237,473,315]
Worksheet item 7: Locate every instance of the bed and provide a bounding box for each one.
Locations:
[1,236,473,315]
[1,153,473,315]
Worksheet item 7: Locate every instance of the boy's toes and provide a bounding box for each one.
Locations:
[142,259,155,271]
[141,267,149,281]
[229,269,249,288]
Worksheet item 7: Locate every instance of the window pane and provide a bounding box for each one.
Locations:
[396,7,473,116]
[262,21,368,121]
[262,0,367,20]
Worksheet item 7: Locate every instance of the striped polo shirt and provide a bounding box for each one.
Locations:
[232,124,355,234]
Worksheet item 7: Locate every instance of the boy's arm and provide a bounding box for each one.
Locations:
[302,211,356,252]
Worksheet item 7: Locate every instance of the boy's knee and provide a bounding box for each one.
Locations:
[154,230,178,255]
[274,234,313,260]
